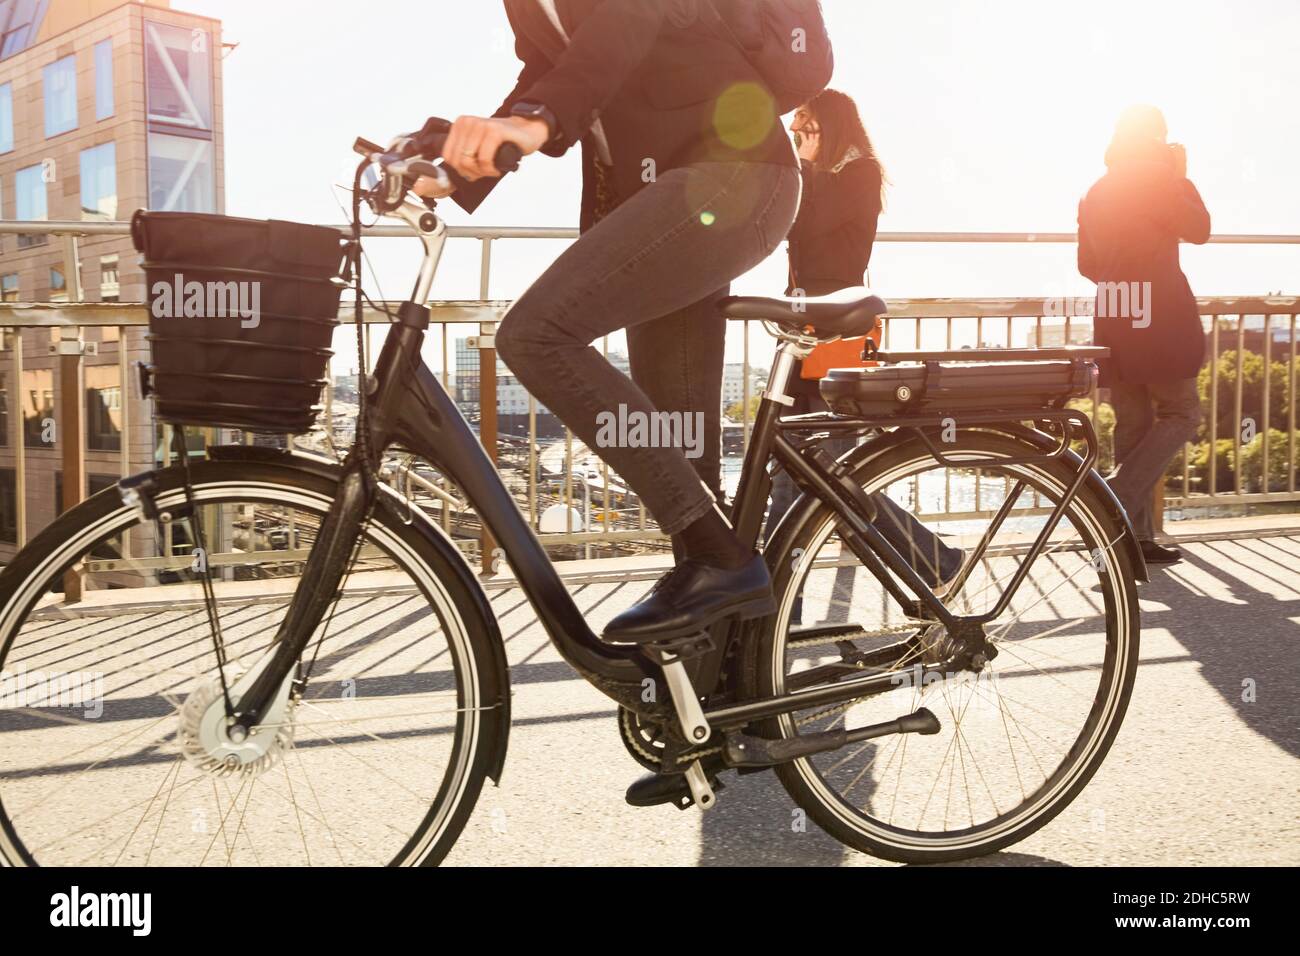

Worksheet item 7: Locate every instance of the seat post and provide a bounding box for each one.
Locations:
[727,329,819,545]
[765,333,817,409]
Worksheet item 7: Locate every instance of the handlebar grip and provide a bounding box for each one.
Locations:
[494,143,523,175]
[413,119,522,175]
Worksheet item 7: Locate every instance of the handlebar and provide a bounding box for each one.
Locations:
[353,117,523,192]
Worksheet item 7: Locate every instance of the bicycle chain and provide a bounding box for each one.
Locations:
[621,709,721,767]
[627,623,934,761]
[785,621,921,649]
[787,622,935,727]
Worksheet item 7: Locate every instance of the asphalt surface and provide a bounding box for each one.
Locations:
[1,532,1296,866]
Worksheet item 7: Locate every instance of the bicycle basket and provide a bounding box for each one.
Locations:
[131,210,350,434]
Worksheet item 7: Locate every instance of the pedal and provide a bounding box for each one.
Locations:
[651,637,713,747]
[683,759,717,812]
[648,630,714,664]
[625,760,726,811]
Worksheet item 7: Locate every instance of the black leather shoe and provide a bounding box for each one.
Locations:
[625,755,727,809]
[603,555,775,644]
[1140,540,1183,565]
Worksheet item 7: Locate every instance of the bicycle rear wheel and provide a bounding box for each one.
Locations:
[0,458,507,866]
[748,429,1141,863]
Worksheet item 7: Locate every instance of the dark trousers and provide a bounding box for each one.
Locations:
[1107,377,1201,541]
[498,162,801,535]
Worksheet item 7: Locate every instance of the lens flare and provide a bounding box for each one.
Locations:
[713,82,777,152]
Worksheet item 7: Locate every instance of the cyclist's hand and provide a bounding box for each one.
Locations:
[413,175,456,200]
[442,115,548,182]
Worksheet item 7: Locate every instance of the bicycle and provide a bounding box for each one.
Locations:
[0,123,1145,866]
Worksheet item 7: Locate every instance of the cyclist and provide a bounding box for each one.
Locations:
[417,0,802,640]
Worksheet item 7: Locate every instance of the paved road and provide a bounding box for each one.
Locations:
[444,533,1300,866]
[1,531,1296,866]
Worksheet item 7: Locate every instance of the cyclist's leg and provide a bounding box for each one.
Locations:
[625,293,727,509]
[497,162,798,539]
[498,161,799,640]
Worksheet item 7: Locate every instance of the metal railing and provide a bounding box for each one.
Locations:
[1,219,1297,566]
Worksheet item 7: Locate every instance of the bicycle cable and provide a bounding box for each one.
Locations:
[173,425,236,718]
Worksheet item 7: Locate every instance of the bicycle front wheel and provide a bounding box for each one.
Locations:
[749,428,1141,864]
[0,457,507,866]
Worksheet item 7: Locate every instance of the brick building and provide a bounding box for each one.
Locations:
[0,0,223,557]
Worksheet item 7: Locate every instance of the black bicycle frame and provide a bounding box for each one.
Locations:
[233,200,1112,735]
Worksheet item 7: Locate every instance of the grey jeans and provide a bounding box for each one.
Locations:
[1107,377,1201,541]
[497,162,801,535]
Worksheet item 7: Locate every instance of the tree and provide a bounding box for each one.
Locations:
[1197,349,1298,444]
[724,395,763,422]
[1068,398,1115,473]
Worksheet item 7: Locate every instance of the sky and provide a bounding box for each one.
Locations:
[201,0,1300,369]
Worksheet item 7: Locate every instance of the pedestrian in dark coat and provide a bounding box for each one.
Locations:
[1077,105,1211,564]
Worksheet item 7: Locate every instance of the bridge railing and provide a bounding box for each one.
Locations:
[0,220,1296,568]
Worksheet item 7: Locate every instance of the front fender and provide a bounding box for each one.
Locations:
[207,444,514,782]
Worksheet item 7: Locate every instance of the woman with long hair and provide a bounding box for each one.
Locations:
[787,88,886,299]
[768,89,962,593]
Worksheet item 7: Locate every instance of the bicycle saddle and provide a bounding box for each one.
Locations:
[719,287,887,338]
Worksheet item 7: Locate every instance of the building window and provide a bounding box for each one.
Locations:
[43,54,77,137]
[79,141,117,220]
[145,21,212,129]
[146,20,214,213]
[0,469,15,544]
[0,273,17,303]
[85,365,122,452]
[0,82,12,153]
[0,0,46,61]
[22,367,54,448]
[15,163,48,248]
[148,133,214,212]
[99,255,120,304]
[48,267,66,302]
[94,38,113,120]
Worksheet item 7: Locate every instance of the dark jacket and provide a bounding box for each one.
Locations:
[453,0,797,230]
[784,152,883,396]
[1077,143,1211,385]
[787,153,882,291]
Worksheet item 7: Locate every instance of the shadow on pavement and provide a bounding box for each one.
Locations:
[1139,537,1299,758]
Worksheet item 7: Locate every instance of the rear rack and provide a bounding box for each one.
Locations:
[871,346,1109,364]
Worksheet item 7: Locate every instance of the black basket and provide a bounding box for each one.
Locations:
[131,210,350,434]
